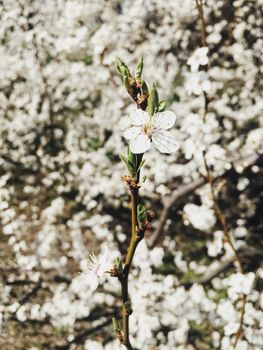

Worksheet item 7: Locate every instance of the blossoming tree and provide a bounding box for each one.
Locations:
[0,0,262,349]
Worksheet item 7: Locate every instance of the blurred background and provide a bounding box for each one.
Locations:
[0,0,262,349]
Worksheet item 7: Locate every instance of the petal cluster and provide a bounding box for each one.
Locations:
[123,109,179,154]
[83,248,111,291]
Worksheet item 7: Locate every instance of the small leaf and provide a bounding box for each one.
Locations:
[148,83,159,116]
[114,257,123,273]
[120,154,134,175]
[158,100,166,112]
[123,74,133,95]
[116,56,130,77]
[141,175,147,183]
[137,159,145,172]
[141,80,149,95]
[127,147,137,171]
[112,317,121,333]
[137,204,147,229]
[135,56,144,79]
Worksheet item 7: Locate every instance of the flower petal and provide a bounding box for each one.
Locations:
[154,111,176,130]
[152,130,179,153]
[130,134,151,154]
[123,126,141,140]
[130,109,150,126]
[97,248,110,277]
[90,277,99,291]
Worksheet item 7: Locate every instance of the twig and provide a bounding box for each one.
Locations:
[148,153,260,248]
[182,247,263,287]
[52,318,113,350]
[195,1,248,347]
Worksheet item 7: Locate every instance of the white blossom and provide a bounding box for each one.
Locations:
[187,47,209,72]
[184,203,216,231]
[123,109,179,154]
[227,272,255,300]
[82,248,111,291]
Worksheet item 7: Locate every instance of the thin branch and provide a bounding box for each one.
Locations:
[182,247,263,287]
[148,153,260,248]
[195,1,248,347]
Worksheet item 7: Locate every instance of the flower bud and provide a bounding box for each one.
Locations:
[146,210,155,222]
[114,257,123,274]
[124,301,133,315]
[137,204,147,229]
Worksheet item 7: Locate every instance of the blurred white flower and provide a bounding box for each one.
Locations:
[185,71,212,95]
[227,272,255,300]
[123,109,179,154]
[187,47,209,72]
[184,203,216,231]
[207,230,224,257]
[83,248,111,291]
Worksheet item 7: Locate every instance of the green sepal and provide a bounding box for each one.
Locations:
[147,83,159,116]
[135,56,144,79]
[158,100,166,112]
[137,204,147,229]
[127,147,144,175]
[137,159,145,173]
[112,317,121,334]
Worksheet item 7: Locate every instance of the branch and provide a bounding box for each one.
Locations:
[182,247,263,287]
[148,153,261,248]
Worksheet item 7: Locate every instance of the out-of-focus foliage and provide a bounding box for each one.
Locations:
[0,0,262,349]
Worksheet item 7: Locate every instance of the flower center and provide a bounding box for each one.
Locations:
[141,122,155,138]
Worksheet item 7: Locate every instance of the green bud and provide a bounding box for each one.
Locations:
[124,301,132,314]
[147,83,159,116]
[112,317,121,334]
[137,204,147,229]
[135,56,144,79]
[114,257,123,273]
